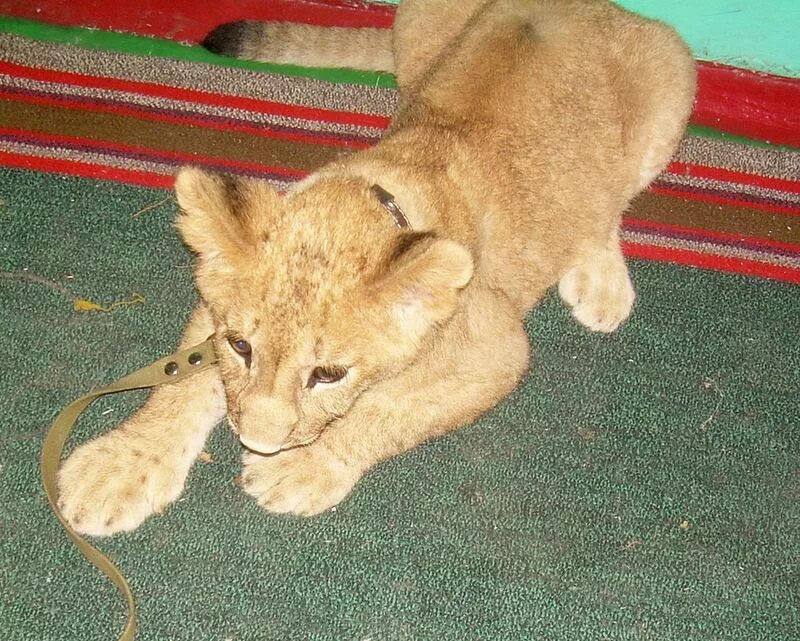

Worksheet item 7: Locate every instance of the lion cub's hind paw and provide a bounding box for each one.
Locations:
[558,254,636,333]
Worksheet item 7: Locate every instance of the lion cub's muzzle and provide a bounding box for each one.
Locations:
[236,395,301,454]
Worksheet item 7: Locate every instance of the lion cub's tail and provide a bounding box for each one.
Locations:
[203,21,394,73]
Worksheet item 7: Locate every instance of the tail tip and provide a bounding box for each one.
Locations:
[201,21,260,58]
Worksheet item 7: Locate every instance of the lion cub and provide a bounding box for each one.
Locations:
[58,0,695,535]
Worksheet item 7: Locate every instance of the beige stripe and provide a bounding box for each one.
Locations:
[674,136,800,182]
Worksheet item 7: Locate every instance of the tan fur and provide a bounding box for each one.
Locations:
[58,0,695,534]
[237,24,394,72]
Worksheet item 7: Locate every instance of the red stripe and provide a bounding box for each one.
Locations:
[623,217,800,254]
[622,241,800,284]
[0,150,173,189]
[649,183,800,217]
[0,88,372,150]
[0,126,310,179]
[693,61,800,149]
[667,161,800,196]
[0,60,391,129]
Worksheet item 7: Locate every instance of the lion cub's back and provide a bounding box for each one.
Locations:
[412,0,688,128]
[407,0,695,299]
[410,0,694,208]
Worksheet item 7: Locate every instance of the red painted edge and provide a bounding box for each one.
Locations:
[0,0,394,43]
[694,61,800,149]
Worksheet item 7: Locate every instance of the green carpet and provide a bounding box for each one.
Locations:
[1,167,798,639]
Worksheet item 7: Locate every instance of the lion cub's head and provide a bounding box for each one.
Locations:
[175,168,473,454]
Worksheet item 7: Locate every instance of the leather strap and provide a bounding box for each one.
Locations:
[40,338,218,641]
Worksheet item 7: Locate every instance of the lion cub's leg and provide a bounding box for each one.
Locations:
[239,286,530,516]
[57,305,226,536]
[558,227,635,333]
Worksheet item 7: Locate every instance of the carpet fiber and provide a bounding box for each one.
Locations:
[1,7,799,641]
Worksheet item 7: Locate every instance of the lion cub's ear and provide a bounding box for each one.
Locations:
[174,167,278,269]
[376,235,474,350]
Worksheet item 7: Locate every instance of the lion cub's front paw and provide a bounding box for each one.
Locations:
[58,431,188,536]
[240,446,362,516]
[558,249,636,333]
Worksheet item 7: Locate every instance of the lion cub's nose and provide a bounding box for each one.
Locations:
[238,396,298,454]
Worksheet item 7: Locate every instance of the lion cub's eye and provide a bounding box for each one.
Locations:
[227,337,252,367]
[307,365,347,389]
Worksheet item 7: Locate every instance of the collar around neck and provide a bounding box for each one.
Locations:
[371,184,412,230]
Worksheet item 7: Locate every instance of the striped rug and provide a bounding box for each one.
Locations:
[1,18,799,284]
